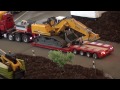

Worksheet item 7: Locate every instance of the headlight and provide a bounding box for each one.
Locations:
[101,51,105,55]
[110,47,113,50]
[30,37,32,40]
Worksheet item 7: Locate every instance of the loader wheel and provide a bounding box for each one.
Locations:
[79,51,84,56]
[22,35,30,43]
[86,52,91,58]
[8,34,14,41]
[73,49,78,55]
[93,53,98,59]
[15,34,22,42]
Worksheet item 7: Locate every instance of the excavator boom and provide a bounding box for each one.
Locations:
[53,17,100,41]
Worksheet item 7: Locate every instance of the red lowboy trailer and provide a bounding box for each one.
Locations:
[32,41,114,59]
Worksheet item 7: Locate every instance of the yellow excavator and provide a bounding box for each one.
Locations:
[31,16,100,47]
[0,49,25,79]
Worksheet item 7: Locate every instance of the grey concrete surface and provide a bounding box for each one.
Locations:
[0,11,120,79]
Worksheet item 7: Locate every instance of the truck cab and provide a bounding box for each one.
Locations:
[0,12,14,32]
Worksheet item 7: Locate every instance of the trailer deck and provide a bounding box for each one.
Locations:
[32,41,114,59]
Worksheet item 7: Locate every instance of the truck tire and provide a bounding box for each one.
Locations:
[86,52,91,58]
[8,34,14,41]
[93,53,98,59]
[0,32,2,39]
[22,35,30,43]
[15,34,22,42]
[79,50,84,56]
[73,49,78,55]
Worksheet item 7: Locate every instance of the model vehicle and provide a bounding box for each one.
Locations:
[0,12,100,44]
[0,11,114,59]
[0,49,26,79]
[31,16,100,47]
[0,11,35,42]
[32,40,114,59]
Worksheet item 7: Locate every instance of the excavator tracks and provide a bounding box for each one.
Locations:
[34,36,67,48]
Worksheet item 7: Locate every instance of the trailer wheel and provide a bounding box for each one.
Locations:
[22,35,30,43]
[8,34,14,41]
[86,52,91,58]
[79,51,84,56]
[15,34,22,42]
[73,49,78,55]
[93,53,98,59]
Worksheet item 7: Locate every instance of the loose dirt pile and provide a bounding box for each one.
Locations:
[73,11,120,43]
[16,54,109,79]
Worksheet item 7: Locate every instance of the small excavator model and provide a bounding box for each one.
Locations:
[0,49,25,79]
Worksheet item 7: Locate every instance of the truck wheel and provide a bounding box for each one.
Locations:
[8,34,14,41]
[86,52,91,58]
[22,35,30,43]
[79,51,84,56]
[15,34,22,42]
[0,32,2,39]
[73,49,78,55]
[93,53,98,59]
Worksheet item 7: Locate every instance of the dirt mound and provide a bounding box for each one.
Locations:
[16,54,109,79]
[73,11,120,43]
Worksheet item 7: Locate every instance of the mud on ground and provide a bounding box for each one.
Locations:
[73,11,120,43]
[16,54,109,79]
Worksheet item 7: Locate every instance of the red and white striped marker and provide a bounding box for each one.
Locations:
[93,61,96,69]
[9,51,11,54]
[32,50,35,56]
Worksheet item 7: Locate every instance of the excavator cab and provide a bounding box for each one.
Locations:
[47,16,66,26]
[47,17,57,26]
[5,54,17,64]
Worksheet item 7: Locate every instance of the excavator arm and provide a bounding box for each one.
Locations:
[53,17,100,41]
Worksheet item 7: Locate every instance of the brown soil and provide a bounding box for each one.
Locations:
[73,11,120,43]
[16,54,109,79]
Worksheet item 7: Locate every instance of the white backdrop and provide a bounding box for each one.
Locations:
[70,11,106,18]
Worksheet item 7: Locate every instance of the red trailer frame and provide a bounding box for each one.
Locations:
[32,41,114,59]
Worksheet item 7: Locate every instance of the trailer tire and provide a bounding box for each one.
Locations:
[8,34,14,41]
[15,34,22,42]
[86,52,91,58]
[22,35,30,43]
[73,49,78,55]
[79,51,84,56]
[93,53,98,59]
